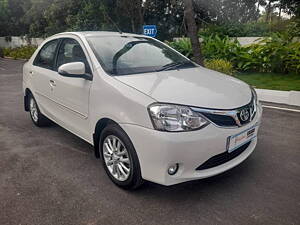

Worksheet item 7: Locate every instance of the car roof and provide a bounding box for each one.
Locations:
[52,31,147,39]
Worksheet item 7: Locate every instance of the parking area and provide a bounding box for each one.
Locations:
[0,58,299,225]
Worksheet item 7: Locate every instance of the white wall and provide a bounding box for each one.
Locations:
[0,36,44,48]
[235,37,262,46]
[256,89,300,106]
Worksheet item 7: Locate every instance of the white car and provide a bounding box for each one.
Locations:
[23,32,262,189]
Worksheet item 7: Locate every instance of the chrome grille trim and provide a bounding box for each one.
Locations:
[191,98,257,128]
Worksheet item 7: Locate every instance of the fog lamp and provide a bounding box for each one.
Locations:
[168,163,179,175]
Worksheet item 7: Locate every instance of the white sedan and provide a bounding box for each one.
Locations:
[23,32,262,189]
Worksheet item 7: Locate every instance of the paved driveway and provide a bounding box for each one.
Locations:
[0,58,299,225]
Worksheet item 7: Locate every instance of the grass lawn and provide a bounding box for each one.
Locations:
[235,72,300,91]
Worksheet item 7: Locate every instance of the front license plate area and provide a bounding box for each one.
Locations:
[227,125,257,153]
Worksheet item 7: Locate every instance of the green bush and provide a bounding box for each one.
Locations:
[199,20,299,38]
[201,34,242,63]
[199,22,270,38]
[285,42,300,74]
[204,59,235,75]
[3,45,37,60]
[235,33,300,74]
[165,38,193,58]
[167,33,300,75]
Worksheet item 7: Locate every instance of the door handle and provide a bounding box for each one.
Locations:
[49,80,56,87]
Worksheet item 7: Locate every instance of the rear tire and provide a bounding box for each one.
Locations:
[99,124,143,189]
[28,94,51,127]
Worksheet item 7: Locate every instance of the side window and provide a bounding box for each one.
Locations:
[33,39,59,70]
[56,39,91,74]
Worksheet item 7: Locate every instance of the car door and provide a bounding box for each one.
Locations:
[50,38,92,141]
[31,39,61,118]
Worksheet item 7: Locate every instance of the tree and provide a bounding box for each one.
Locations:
[280,0,300,17]
[144,0,184,40]
[1,0,298,39]
[116,0,144,33]
[0,0,9,36]
[193,0,260,24]
[183,0,203,65]
[265,0,277,23]
[0,0,31,36]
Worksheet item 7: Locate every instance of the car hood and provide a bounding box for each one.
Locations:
[114,67,252,109]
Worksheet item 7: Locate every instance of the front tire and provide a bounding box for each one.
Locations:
[28,94,51,127]
[100,124,143,189]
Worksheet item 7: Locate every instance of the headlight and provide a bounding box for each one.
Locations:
[148,103,210,132]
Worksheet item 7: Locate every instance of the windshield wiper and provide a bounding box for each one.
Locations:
[156,61,191,72]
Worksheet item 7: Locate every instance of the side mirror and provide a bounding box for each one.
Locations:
[58,62,92,81]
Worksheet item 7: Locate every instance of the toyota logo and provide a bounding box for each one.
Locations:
[240,108,250,122]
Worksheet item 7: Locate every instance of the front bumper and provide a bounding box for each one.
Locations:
[121,104,262,186]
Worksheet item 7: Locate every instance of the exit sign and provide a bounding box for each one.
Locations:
[143,25,157,38]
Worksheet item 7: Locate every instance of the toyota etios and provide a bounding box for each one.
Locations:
[23,32,262,189]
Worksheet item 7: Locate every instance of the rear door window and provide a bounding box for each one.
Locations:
[33,39,60,70]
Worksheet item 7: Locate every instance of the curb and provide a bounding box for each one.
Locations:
[255,89,300,106]
[3,56,28,61]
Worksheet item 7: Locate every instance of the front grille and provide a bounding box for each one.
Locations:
[192,98,257,128]
[201,113,236,126]
[196,141,251,170]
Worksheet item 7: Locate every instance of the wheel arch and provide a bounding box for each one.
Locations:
[24,88,33,111]
[93,118,119,158]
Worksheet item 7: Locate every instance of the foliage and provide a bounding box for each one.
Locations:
[201,35,242,63]
[199,22,271,37]
[235,33,300,74]
[199,18,300,38]
[166,38,193,58]
[142,0,184,40]
[2,0,296,39]
[0,0,31,36]
[3,45,37,59]
[204,59,235,75]
[167,32,300,74]
[116,0,144,33]
[285,18,300,37]
[194,0,260,24]
[235,72,300,91]
[280,0,300,18]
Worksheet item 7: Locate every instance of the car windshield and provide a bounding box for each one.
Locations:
[86,36,196,75]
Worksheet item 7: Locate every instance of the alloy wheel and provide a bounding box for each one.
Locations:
[30,98,38,122]
[102,135,131,181]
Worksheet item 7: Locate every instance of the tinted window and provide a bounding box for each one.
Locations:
[34,39,59,69]
[57,39,91,74]
[87,36,195,75]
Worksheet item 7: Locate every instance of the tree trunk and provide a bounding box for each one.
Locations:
[183,0,204,66]
[138,0,144,33]
[265,0,271,23]
[131,18,135,33]
[257,1,260,21]
[279,4,282,19]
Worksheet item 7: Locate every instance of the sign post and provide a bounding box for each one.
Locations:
[143,25,157,38]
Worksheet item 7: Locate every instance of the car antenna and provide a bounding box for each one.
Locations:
[103,10,122,34]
